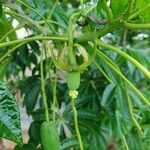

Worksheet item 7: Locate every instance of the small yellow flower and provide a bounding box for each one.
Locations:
[69,90,78,98]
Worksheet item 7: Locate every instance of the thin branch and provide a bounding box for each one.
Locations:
[96,50,150,107]
[124,22,150,30]
[102,0,113,22]
[47,0,58,20]
[0,36,67,48]
[128,4,150,20]
[97,40,150,79]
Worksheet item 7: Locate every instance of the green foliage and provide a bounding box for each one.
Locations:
[0,0,150,149]
[110,0,128,17]
[137,0,150,23]
[0,81,22,145]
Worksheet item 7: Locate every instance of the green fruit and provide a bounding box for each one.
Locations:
[40,121,61,150]
[67,71,80,90]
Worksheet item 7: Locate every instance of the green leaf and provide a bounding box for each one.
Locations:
[126,48,150,68]
[115,110,123,136]
[102,63,119,83]
[23,0,35,7]
[61,136,79,150]
[28,121,41,145]
[18,44,30,67]
[77,109,100,121]
[110,0,128,17]
[22,77,41,114]
[0,14,17,41]
[101,83,116,107]
[0,81,22,145]
[137,0,150,23]
[115,85,130,118]
[0,60,10,80]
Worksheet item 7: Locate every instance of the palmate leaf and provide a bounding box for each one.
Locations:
[0,81,22,145]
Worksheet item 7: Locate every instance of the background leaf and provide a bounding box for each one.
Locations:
[110,0,128,17]
[137,0,150,23]
[0,81,22,145]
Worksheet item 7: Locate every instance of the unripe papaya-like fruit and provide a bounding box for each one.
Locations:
[67,71,80,90]
[40,121,61,150]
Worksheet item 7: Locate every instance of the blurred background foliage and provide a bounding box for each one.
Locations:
[0,0,150,150]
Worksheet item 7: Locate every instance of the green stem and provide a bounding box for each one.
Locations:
[0,23,24,42]
[40,46,49,122]
[86,3,97,14]
[126,0,135,17]
[124,83,143,134]
[0,42,26,63]
[94,61,112,83]
[122,135,129,150]
[38,20,67,29]
[47,0,58,20]
[80,0,84,9]
[68,13,80,65]
[76,17,122,42]
[96,50,150,107]
[3,3,17,11]
[128,4,150,20]
[97,40,150,79]
[49,45,61,69]
[52,69,58,123]
[124,22,150,30]
[16,0,55,33]
[102,0,113,22]
[71,96,84,150]
[5,10,43,31]
[0,36,67,48]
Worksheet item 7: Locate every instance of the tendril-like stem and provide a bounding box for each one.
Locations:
[52,69,58,123]
[40,45,49,122]
[68,13,80,65]
[70,92,84,150]
[124,82,143,134]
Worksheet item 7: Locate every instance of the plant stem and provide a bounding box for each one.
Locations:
[94,61,112,83]
[38,20,67,29]
[52,69,58,123]
[96,50,150,107]
[49,45,61,69]
[128,4,150,20]
[47,0,58,20]
[124,83,143,134]
[124,22,150,30]
[16,0,55,33]
[68,13,80,65]
[76,17,122,42]
[126,0,135,17]
[97,40,150,79]
[0,42,26,63]
[0,23,24,42]
[5,10,43,32]
[0,36,67,48]
[40,46,49,122]
[71,96,84,150]
[102,0,113,22]
[80,0,84,7]
[122,135,129,150]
